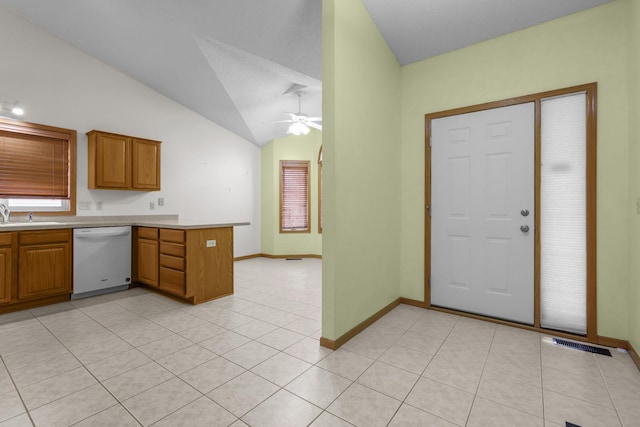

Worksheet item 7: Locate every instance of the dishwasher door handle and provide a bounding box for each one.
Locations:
[75,228,131,238]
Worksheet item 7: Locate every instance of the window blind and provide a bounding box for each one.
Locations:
[0,131,69,198]
[280,160,310,232]
[540,92,587,334]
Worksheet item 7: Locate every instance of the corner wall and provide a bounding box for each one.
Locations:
[261,130,322,256]
[628,0,640,353]
[322,0,402,340]
[0,7,261,257]
[400,1,630,340]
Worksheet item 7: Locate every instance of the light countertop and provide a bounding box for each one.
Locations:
[0,215,250,231]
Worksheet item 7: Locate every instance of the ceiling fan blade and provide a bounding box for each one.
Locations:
[306,117,322,122]
[264,120,294,124]
[306,122,322,131]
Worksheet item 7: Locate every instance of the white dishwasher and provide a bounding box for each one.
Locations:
[72,226,132,299]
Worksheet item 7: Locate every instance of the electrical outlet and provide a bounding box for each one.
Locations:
[206,240,216,247]
[150,201,155,210]
[96,201,103,210]
[79,201,91,210]
[158,198,164,206]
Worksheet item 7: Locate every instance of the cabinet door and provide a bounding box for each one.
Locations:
[0,248,11,304]
[132,139,160,190]
[18,243,71,300]
[96,133,131,188]
[138,238,159,287]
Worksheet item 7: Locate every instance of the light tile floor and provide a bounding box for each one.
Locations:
[0,258,639,426]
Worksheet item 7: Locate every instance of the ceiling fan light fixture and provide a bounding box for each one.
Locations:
[288,122,310,136]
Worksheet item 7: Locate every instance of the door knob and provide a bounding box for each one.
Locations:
[520,225,530,233]
[521,209,530,217]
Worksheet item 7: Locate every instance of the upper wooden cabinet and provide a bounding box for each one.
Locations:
[88,130,161,191]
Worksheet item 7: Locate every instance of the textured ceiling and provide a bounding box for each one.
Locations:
[0,0,611,146]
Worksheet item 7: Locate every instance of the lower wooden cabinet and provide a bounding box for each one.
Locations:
[0,234,13,304]
[18,230,71,300]
[0,229,72,313]
[136,226,233,304]
[137,228,159,287]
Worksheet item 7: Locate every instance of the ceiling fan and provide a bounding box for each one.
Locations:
[273,89,322,136]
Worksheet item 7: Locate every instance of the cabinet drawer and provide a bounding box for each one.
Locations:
[159,267,185,295]
[160,242,185,257]
[0,233,13,246]
[138,227,158,240]
[19,230,70,245]
[160,254,185,271]
[160,229,185,243]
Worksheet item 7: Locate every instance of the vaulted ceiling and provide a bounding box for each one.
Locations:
[0,0,611,146]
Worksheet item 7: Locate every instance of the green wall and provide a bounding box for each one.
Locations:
[628,0,640,352]
[261,130,323,256]
[400,2,631,340]
[322,0,402,340]
[321,0,639,346]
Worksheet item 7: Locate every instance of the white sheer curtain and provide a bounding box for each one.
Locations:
[540,92,587,334]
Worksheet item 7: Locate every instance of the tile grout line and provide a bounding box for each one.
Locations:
[29,307,145,426]
[0,352,36,426]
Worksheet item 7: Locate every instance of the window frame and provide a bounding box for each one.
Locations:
[0,118,76,216]
[279,160,311,233]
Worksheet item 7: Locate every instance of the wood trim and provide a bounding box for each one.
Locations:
[234,254,262,261]
[0,294,69,315]
[234,253,323,261]
[585,84,598,342]
[424,83,598,339]
[320,298,401,350]
[534,99,542,329]
[628,343,640,370]
[399,297,427,308]
[596,335,628,349]
[424,117,432,308]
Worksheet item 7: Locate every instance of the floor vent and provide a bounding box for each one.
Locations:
[553,338,612,357]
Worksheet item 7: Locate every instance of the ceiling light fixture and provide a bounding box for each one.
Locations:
[0,97,25,118]
[288,122,311,136]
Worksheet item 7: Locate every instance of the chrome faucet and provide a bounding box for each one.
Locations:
[0,203,10,224]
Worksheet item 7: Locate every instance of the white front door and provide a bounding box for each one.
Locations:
[430,103,535,324]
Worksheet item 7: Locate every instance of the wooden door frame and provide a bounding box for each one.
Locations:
[424,83,598,342]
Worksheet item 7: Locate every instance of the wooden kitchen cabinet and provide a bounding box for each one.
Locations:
[137,227,159,287]
[88,130,161,191]
[0,233,13,304]
[18,230,71,301]
[136,226,234,304]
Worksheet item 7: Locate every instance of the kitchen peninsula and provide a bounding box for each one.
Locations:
[0,216,249,313]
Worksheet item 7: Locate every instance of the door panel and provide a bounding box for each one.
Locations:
[431,103,535,324]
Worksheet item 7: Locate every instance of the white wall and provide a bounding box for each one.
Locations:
[0,7,261,257]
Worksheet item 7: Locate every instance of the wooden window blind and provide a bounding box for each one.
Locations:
[280,160,310,233]
[0,131,70,198]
